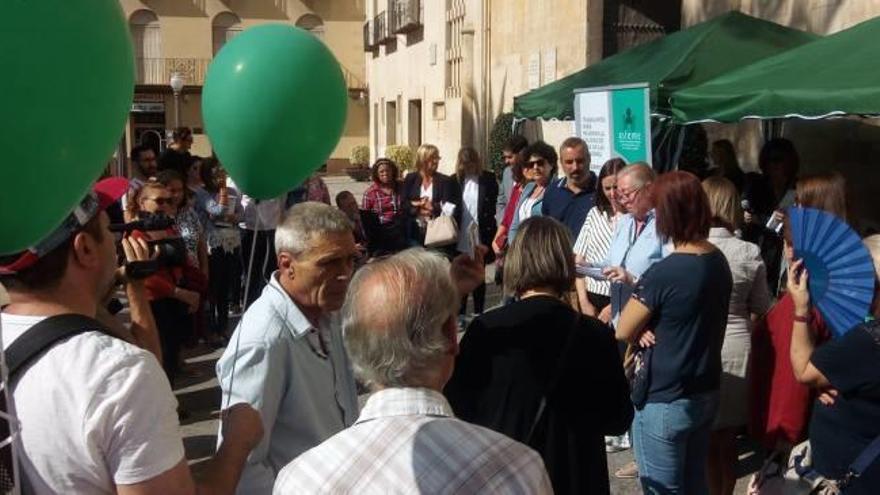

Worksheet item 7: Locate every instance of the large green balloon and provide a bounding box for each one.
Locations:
[0,0,134,255]
[203,24,347,200]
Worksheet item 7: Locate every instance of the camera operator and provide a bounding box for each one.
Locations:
[125,179,202,385]
[0,178,263,494]
[95,233,163,361]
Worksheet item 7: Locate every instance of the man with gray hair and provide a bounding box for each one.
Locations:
[217,201,361,494]
[273,248,552,494]
[600,162,667,471]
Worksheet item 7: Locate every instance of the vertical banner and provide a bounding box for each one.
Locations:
[574,83,651,172]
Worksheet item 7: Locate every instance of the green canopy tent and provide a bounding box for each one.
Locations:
[670,16,880,123]
[512,11,817,121]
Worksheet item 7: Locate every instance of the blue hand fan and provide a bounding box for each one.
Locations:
[787,207,874,337]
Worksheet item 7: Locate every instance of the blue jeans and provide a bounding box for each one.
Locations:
[632,392,719,494]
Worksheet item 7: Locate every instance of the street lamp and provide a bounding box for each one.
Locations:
[169,71,185,129]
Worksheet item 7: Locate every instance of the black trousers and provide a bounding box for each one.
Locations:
[241,229,276,309]
[208,246,240,336]
[460,282,487,315]
[150,298,191,385]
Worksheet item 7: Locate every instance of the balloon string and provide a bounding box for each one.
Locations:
[223,208,262,410]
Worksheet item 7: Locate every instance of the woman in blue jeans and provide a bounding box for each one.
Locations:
[616,171,733,493]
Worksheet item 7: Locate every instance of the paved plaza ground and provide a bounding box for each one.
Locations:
[167,175,761,493]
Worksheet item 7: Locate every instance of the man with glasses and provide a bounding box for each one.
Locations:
[541,137,597,238]
[599,161,667,479]
[602,162,667,325]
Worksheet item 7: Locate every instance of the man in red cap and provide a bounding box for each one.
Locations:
[0,178,263,494]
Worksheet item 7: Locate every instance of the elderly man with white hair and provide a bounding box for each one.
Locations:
[218,202,489,494]
[273,248,552,494]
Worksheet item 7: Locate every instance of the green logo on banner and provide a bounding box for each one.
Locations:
[611,88,648,163]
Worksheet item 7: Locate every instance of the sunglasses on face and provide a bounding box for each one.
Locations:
[526,159,547,169]
[147,197,173,206]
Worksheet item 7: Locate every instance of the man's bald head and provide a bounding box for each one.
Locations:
[342,249,458,389]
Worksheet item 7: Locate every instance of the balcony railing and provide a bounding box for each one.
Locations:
[341,66,367,93]
[390,0,422,34]
[363,19,378,51]
[375,11,394,44]
[134,58,210,86]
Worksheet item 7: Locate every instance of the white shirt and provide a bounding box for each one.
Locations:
[518,196,539,222]
[420,182,433,201]
[1,313,184,494]
[573,207,618,296]
[457,176,480,253]
[273,387,552,494]
[240,194,284,231]
[708,228,772,337]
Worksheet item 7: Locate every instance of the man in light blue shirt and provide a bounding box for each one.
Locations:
[603,163,668,324]
[217,202,361,494]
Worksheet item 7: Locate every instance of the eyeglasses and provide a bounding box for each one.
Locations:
[617,184,644,199]
[147,197,173,206]
[526,158,547,168]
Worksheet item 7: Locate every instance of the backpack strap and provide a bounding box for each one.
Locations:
[841,434,880,489]
[1,313,113,494]
[5,313,112,379]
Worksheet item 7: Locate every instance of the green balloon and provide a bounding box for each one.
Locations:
[203,24,347,200]
[0,0,134,255]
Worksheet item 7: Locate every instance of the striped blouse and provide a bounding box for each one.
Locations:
[573,206,618,296]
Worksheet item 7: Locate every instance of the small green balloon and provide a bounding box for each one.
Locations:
[203,24,348,200]
[0,0,134,255]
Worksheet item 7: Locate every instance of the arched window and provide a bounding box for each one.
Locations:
[296,14,325,39]
[130,10,161,84]
[212,12,242,56]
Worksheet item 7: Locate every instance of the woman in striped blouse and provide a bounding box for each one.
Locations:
[574,158,627,320]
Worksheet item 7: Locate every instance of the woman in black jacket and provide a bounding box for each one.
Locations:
[454,147,498,316]
[401,144,461,255]
[445,216,632,495]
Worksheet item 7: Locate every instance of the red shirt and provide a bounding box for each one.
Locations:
[362,182,402,225]
[749,292,831,449]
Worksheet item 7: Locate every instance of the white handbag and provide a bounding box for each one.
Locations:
[424,215,458,247]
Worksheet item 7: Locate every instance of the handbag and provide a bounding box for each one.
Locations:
[625,343,653,410]
[424,214,458,247]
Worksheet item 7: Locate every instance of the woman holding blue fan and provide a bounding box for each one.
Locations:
[787,234,880,494]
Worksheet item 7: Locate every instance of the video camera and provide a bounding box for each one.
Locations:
[109,213,187,279]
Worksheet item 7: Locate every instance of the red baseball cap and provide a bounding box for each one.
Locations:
[0,177,129,275]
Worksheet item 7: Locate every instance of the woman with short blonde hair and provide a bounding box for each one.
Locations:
[401,143,462,253]
[702,176,771,495]
[415,144,440,174]
[703,176,743,232]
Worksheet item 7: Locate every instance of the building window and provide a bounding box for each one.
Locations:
[212,12,242,56]
[445,0,464,98]
[296,14,325,39]
[432,102,446,121]
[129,9,161,84]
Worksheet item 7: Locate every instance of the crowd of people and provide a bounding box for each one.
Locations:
[1,128,879,495]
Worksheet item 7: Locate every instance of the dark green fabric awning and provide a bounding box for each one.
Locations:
[670,16,880,123]
[512,11,817,120]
